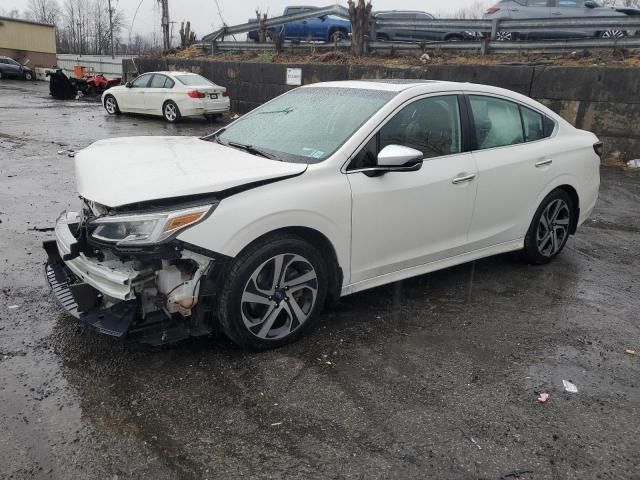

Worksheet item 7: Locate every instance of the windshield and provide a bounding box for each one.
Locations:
[210,87,396,164]
[174,74,215,86]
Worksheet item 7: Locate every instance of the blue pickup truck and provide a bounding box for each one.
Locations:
[248,6,351,43]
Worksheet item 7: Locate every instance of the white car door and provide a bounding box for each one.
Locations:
[144,73,172,115]
[121,73,152,112]
[347,94,478,284]
[465,94,558,249]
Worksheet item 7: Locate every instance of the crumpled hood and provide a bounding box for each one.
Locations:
[75,136,307,207]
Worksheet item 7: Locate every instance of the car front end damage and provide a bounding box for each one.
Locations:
[43,200,226,345]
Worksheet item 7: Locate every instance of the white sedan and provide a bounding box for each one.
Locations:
[101,71,230,122]
[46,80,600,349]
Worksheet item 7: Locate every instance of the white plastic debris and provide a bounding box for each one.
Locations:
[563,380,578,393]
[626,159,640,168]
[8,305,19,310]
[420,53,431,64]
[270,422,283,427]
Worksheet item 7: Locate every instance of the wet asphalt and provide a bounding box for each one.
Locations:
[1,80,639,480]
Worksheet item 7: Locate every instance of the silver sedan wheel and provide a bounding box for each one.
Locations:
[164,103,178,122]
[496,31,513,41]
[105,97,117,114]
[241,253,318,340]
[537,199,570,257]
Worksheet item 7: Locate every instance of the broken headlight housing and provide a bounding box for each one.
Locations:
[89,204,215,247]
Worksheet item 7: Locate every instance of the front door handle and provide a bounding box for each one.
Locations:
[452,173,476,184]
[535,159,553,168]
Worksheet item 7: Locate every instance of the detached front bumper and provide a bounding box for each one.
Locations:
[43,211,216,343]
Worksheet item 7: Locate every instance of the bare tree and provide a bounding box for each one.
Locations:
[26,0,60,24]
[348,0,372,56]
[58,0,125,55]
[0,8,23,19]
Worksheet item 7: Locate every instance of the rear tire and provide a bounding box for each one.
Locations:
[330,30,347,43]
[162,100,181,123]
[523,189,574,265]
[217,234,328,350]
[104,95,120,115]
[0,71,4,80]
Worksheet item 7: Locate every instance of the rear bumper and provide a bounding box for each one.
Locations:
[182,98,231,116]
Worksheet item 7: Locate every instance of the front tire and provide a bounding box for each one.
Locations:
[23,71,34,81]
[104,95,120,115]
[217,234,328,350]
[162,100,181,123]
[523,189,574,265]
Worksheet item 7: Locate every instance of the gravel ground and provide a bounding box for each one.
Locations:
[1,80,639,480]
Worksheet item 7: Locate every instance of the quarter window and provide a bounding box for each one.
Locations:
[520,105,545,142]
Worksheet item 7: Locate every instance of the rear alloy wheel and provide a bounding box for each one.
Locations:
[601,29,625,39]
[217,235,328,350]
[163,101,181,123]
[104,95,120,115]
[523,190,574,265]
[496,31,516,41]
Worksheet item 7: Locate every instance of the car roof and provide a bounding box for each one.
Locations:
[138,71,200,76]
[304,79,464,93]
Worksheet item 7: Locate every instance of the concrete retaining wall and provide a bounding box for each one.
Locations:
[125,58,640,159]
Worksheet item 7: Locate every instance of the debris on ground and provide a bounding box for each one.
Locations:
[457,426,482,450]
[537,392,550,403]
[270,422,283,427]
[563,380,579,393]
[7,305,19,310]
[500,469,534,479]
[420,53,431,64]
[625,349,637,357]
[29,226,55,232]
[626,159,640,168]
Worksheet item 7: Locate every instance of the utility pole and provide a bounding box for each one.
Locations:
[107,0,115,59]
[159,0,170,52]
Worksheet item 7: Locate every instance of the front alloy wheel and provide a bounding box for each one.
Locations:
[217,235,328,350]
[241,254,318,340]
[104,96,119,115]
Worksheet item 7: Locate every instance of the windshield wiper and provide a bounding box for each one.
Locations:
[226,141,276,160]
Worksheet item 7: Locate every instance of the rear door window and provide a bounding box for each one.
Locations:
[149,74,167,88]
[469,95,524,149]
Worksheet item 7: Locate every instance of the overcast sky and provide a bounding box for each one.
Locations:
[3,0,485,40]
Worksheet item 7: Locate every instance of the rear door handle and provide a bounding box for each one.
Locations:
[535,159,553,167]
[452,173,476,184]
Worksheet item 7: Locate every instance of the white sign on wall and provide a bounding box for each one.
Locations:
[286,68,302,86]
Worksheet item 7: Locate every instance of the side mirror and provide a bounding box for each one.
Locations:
[125,81,132,88]
[584,0,597,8]
[319,15,327,21]
[377,144,424,170]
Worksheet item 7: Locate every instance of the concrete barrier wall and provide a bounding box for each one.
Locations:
[125,58,640,159]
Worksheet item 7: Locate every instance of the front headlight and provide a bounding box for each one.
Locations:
[89,204,215,246]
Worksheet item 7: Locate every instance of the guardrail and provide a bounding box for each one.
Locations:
[201,6,640,54]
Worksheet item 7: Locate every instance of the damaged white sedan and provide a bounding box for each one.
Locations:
[44,80,601,349]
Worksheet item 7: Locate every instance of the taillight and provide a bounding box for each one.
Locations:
[593,141,604,158]
[187,90,206,99]
[222,90,229,97]
[485,6,500,14]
